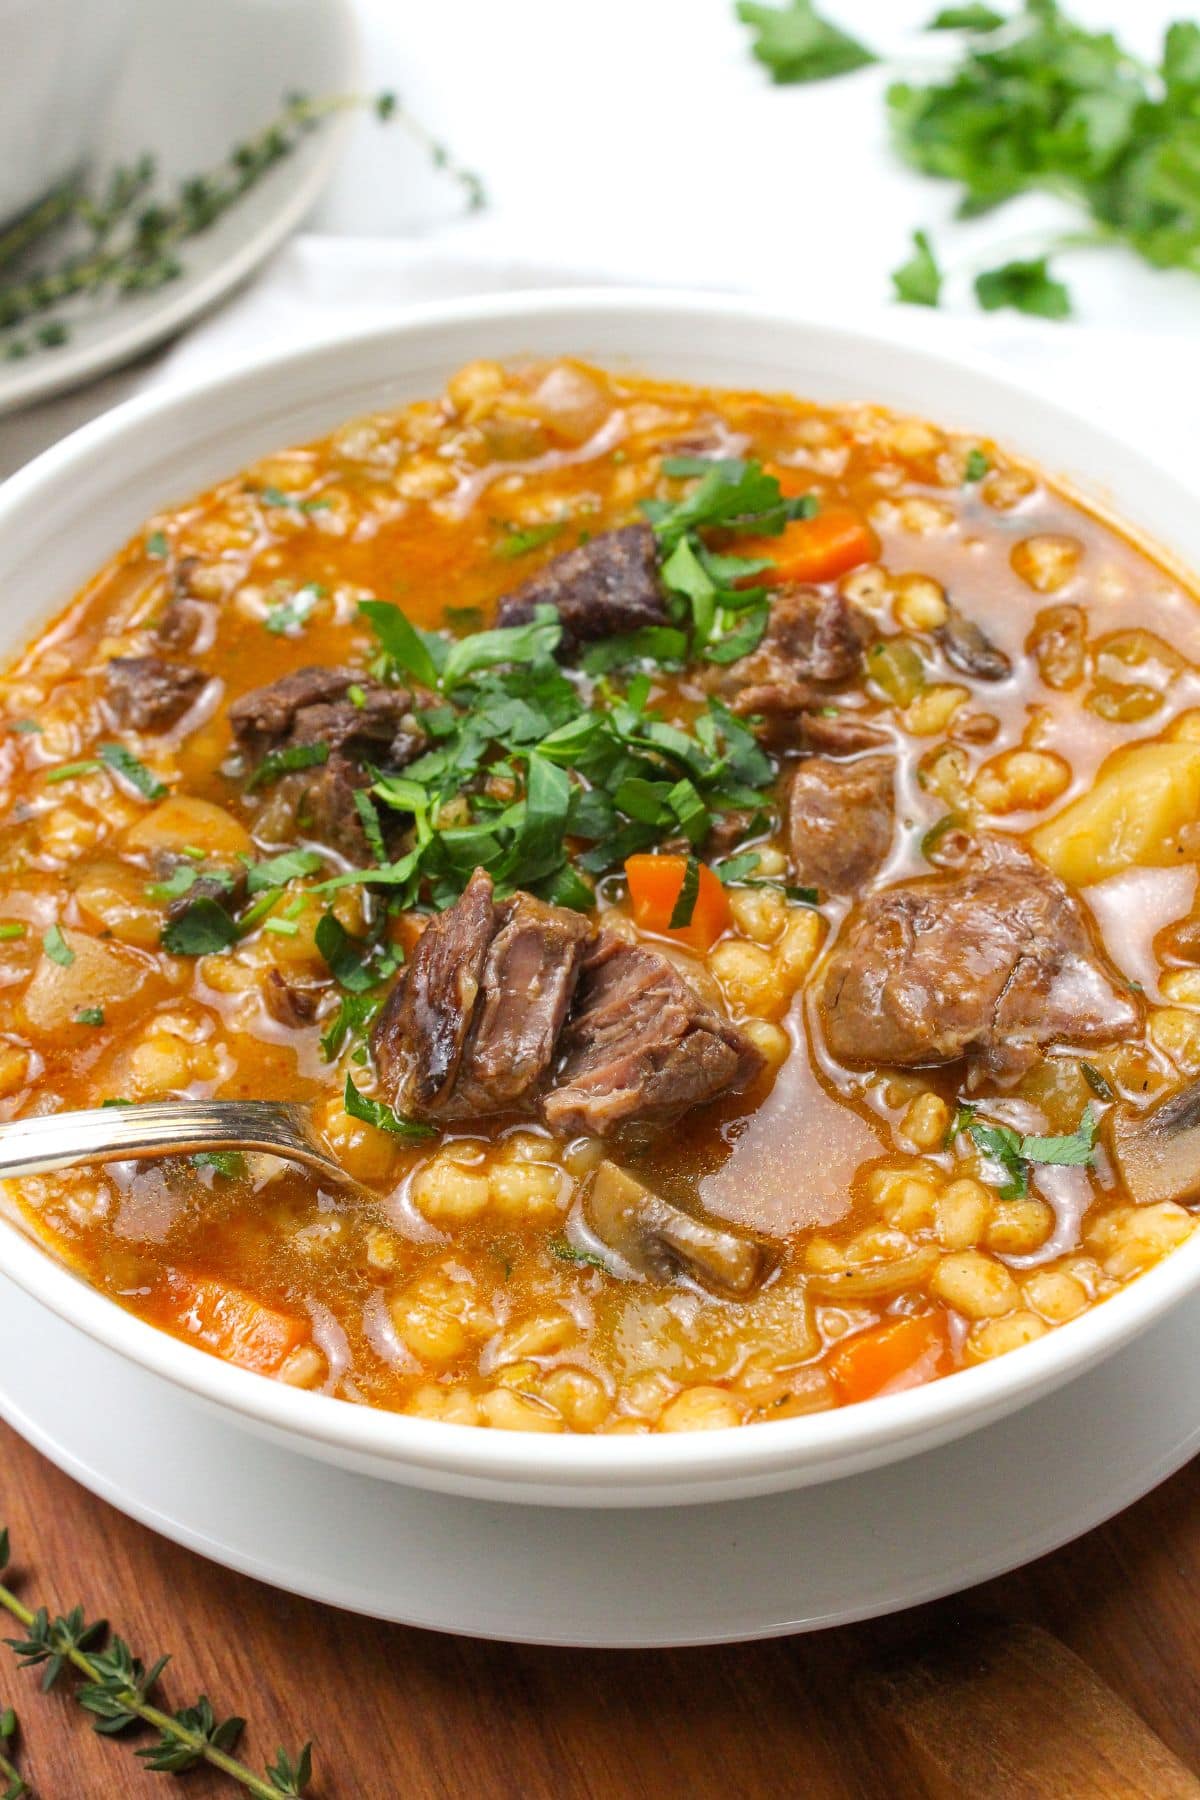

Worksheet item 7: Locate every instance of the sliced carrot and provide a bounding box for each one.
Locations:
[828,1311,951,1406]
[164,1273,308,1376]
[625,853,731,953]
[734,507,878,588]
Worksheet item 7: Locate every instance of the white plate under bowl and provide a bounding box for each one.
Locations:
[0,0,357,415]
[3,288,1200,1507]
[2,1271,1197,1646]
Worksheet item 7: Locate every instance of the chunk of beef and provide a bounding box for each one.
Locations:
[155,558,211,654]
[105,655,206,732]
[708,587,871,748]
[453,891,592,1115]
[495,524,666,651]
[372,867,498,1116]
[796,709,890,756]
[164,866,248,923]
[788,754,895,894]
[262,967,324,1029]
[542,934,765,1137]
[230,668,425,863]
[373,874,589,1121]
[820,839,1139,1085]
[228,666,422,767]
[938,604,1011,681]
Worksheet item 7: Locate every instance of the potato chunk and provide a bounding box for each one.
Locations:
[1031,741,1200,887]
[21,929,149,1034]
[125,795,253,860]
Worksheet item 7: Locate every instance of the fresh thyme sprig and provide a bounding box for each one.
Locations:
[0,1529,312,1797]
[0,1706,27,1799]
[0,87,486,361]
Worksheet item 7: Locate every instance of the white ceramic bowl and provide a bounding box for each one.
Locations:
[2,289,1198,1508]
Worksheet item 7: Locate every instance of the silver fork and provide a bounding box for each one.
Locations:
[0,1099,371,1197]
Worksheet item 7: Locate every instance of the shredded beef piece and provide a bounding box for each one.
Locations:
[228,666,422,766]
[708,587,871,748]
[541,934,764,1138]
[796,710,890,756]
[229,667,425,863]
[787,754,895,894]
[104,656,206,732]
[496,524,666,650]
[262,967,324,1029]
[820,838,1140,1085]
[164,867,248,923]
[372,869,499,1117]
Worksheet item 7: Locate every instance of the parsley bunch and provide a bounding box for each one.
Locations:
[947,1099,1098,1197]
[738,0,1200,317]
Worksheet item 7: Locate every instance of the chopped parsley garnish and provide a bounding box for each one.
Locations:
[245,849,325,893]
[255,486,331,513]
[321,990,384,1063]
[975,257,1072,321]
[161,897,239,956]
[668,855,702,928]
[191,1150,247,1178]
[75,1006,104,1026]
[645,457,817,665]
[337,602,773,912]
[947,1101,1099,1198]
[493,519,568,559]
[42,925,74,966]
[98,742,167,800]
[891,229,943,308]
[926,4,1004,28]
[246,741,330,791]
[1080,1061,1116,1102]
[964,448,990,482]
[145,531,169,558]
[736,0,877,83]
[45,759,101,784]
[8,720,41,735]
[0,923,25,941]
[315,913,393,993]
[343,1074,434,1140]
[264,583,324,636]
[550,1237,612,1272]
[353,790,387,862]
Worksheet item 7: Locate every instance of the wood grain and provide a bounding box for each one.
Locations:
[1,1421,1198,1799]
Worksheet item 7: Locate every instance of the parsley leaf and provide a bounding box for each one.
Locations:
[320,989,384,1063]
[264,583,323,636]
[668,855,702,928]
[948,1099,1099,1197]
[1022,1103,1098,1168]
[964,447,990,481]
[358,599,443,689]
[97,742,167,800]
[975,256,1073,319]
[145,531,169,558]
[550,1237,612,1272]
[161,897,239,955]
[245,848,324,893]
[926,4,1004,28]
[892,229,943,307]
[191,1150,246,1178]
[76,1006,104,1026]
[493,520,568,559]
[736,0,877,83]
[315,913,386,993]
[42,925,74,967]
[246,742,330,791]
[343,1074,434,1140]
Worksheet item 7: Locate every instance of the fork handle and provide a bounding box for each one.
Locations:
[0,1100,324,1180]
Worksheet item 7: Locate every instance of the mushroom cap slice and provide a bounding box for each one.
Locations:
[1110,1080,1200,1207]
[584,1160,769,1299]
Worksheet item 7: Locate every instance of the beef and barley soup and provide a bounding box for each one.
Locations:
[4,358,1200,1434]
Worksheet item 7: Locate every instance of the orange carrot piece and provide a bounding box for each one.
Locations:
[625,853,731,953]
[828,1311,951,1405]
[165,1273,308,1376]
[735,507,878,587]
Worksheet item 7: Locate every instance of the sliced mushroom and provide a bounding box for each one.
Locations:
[939,604,1011,681]
[1109,1081,1200,1206]
[584,1160,770,1299]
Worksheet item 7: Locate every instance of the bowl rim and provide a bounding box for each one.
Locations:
[3,281,1200,1493]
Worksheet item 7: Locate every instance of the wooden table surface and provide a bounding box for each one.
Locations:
[2,1419,1198,1798]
